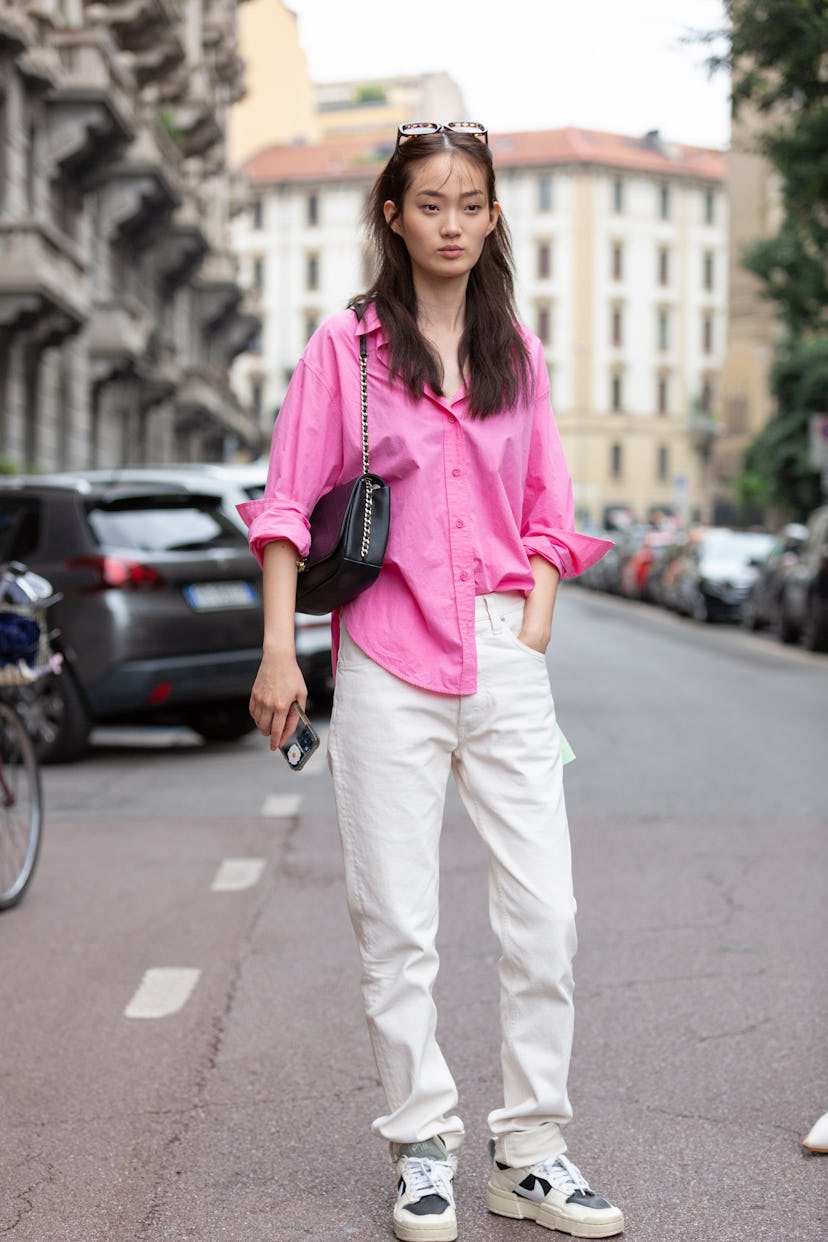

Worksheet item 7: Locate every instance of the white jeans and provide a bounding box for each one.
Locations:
[327,592,577,1168]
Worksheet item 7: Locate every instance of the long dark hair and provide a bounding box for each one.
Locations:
[352,132,532,418]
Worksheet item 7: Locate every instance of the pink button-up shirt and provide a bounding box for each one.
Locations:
[239,304,611,695]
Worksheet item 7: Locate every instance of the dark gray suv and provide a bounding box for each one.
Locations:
[0,478,263,762]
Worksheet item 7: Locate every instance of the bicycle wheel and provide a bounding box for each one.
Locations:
[0,700,42,909]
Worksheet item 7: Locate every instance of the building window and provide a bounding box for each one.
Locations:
[612,177,624,213]
[251,198,264,230]
[537,176,553,212]
[611,241,623,281]
[306,252,319,291]
[610,442,623,478]
[702,312,714,354]
[307,192,319,227]
[536,303,552,344]
[252,255,265,293]
[657,374,669,416]
[536,241,552,280]
[703,251,714,291]
[304,312,318,341]
[611,304,623,347]
[658,246,670,286]
[704,189,715,224]
[250,377,263,418]
[659,184,670,220]
[700,376,714,412]
[657,308,669,352]
[657,445,669,481]
[610,372,623,412]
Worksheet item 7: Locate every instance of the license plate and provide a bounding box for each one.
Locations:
[183,581,258,610]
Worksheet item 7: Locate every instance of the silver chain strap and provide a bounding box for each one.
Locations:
[359,338,373,560]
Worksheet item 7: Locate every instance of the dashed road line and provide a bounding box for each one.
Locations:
[211,858,266,892]
[124,968,201,1019]
[259,793,302,818]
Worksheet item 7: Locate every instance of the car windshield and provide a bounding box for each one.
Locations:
[87,498,247,553]
[700,531,774,564]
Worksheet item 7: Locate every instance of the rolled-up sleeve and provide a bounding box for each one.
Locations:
[237,344,344,566]
[522,365,613,580]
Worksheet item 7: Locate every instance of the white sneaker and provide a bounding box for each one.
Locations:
[486,1151,624,1238]
[803,1111,828,1153]
[392,1137,457,1242]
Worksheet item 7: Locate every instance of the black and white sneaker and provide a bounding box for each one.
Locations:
[486,1151,623,1238]
[392,1136,457,1242]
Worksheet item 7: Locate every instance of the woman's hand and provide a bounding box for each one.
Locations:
[249,650,307,751]
[519,555,561,654]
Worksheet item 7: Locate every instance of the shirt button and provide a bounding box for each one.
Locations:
[452,468,461,477]
[460,571,470,582]
[455,519,464,528]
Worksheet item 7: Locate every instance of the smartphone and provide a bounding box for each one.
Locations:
[279,702,320,771]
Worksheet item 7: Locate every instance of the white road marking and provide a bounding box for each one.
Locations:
[211,858,266,892]
[124,968,201,1019]
[259,793,302,818]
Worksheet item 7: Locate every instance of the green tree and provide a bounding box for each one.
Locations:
[706,1,828,518]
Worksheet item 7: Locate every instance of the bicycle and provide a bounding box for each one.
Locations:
[0,563,61,910]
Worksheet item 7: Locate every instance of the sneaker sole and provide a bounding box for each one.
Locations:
[392,1214,458,1242]
[486,1184,624,1238]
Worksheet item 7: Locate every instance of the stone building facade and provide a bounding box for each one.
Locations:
[0,0,260,473]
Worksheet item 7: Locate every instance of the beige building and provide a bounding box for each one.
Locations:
[232,126,728,527]
[228,0,319,161]
[0,0,259,471]
[714,105,782,519]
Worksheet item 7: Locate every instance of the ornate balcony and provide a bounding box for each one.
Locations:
[175,364,258,446]
[97,119,181,243]
[216,291,261,362]
[152,194,208,289]
[84,295,154,385]
[46,29,136,179]
[193,248,242,329]
[0,6,36,52]
[0,219,87,345]
[87,0,185,88]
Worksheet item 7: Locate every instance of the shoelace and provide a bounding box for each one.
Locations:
[401,1157,455,1203]
[533,1154,591,1196]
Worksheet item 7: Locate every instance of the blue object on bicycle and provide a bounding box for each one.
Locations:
[0,614,40,667]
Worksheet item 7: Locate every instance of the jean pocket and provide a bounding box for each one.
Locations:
[501,623,548,663]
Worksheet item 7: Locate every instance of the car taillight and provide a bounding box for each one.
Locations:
[67,555,166,591]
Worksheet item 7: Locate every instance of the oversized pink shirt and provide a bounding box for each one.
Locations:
[239,304,611,695]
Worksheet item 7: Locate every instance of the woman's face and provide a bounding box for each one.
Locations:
[384,152,500,286]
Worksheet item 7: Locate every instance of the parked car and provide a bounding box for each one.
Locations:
[0,478,265,762]
[671,528,775,623]
[619,530,677,601]
[776,506,828,651]
[741,522,808,633]
[29,465,335,705]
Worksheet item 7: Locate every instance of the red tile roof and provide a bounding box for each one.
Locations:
[243,126,726,186]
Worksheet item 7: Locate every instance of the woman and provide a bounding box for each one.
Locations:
[241,121,624,1241]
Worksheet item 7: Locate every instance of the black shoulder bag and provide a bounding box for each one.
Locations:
[295,328,391,615]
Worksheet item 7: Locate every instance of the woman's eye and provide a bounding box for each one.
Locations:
[422,203,438,213]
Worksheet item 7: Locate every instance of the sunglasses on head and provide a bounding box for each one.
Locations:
[396,121,489,150]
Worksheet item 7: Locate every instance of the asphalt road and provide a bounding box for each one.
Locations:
[1,587,825,1242]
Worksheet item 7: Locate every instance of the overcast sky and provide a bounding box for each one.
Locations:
[286,0,731,149]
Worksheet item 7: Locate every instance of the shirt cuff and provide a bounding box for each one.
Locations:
[524,530,614,581]
[237,499,310,567]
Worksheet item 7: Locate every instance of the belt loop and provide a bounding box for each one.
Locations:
[482,593,499,633]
